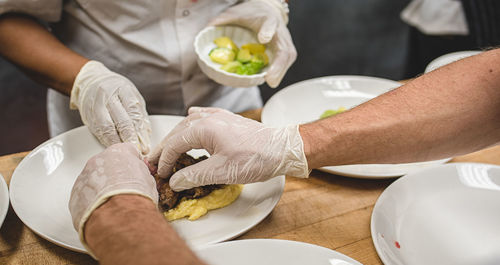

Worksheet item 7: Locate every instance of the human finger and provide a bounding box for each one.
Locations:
[119,87,152,154]
[257,16,278,44]
[88,100,122,148]
[107,95,141,151]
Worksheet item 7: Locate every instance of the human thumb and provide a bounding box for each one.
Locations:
[258,16,278,44]
[169,158,220,191]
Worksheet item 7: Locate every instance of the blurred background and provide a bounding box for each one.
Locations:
[0,0,479,155]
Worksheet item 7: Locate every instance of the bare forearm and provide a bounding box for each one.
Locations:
[0,14,88,94]
[85,195,206,265]
[301,48,500,169]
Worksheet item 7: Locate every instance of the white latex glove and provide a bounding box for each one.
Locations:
[70,60,152,154]
[209,0,297,88]
[148,107,309,191]
[69,143,158,258]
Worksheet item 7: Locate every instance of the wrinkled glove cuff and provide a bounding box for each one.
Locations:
[281,125,310,178]
[69,60,110,110]
[250,0,289,24]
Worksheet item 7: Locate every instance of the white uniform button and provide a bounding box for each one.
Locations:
[182,10,190,17]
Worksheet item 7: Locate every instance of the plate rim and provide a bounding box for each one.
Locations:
[0,173,9,228]
[194,238,362,265]
[261,74,402,125]
[9,115,285,253]
[424,50,482,73]
[319,158,452,179]
[370,162,500,265]
[183,175,285,247]
[9,124,93,252]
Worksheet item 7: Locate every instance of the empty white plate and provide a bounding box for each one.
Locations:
[10,115,284,253]
[0,174,9,228]
[261,75,449,178]
[425,50,482,73]
[371,163,500,265]
[195,239,361,265]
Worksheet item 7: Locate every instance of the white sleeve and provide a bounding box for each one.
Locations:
[0,0,62,22]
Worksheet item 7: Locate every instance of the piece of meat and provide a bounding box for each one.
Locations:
[182,185,222,199]
[154,153,223,211]
[157,181,180,210]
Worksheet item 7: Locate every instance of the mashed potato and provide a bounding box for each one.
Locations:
[164,184,243,221]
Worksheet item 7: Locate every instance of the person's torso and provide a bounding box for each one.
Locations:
[52,0,260,115]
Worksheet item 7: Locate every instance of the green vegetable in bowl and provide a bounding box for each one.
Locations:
[251,53,268,65]
[209,48,235,64]
[236,49,252,63]
[214,36,239,53]
[320,107,346,119]
[220,61,243,73]
[242,43,266,54]
[210,36,269,75]
[236,62,264,75]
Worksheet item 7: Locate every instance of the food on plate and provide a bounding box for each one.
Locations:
[152,153,243,221]
[319,107,346,119]
[209,36,268,75]
[164,184,243,221]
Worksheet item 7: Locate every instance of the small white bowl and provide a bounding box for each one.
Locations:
[194,26,273,88]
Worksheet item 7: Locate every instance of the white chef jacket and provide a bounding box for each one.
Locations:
[0,0,263,137]
[401,0,469,35]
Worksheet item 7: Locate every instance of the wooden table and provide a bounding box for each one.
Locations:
[2,109,500,264]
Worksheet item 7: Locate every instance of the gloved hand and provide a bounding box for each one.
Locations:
[209,0,297,88]
[69,143,158,257]
[70,60,152,154]
[148,107,309,191]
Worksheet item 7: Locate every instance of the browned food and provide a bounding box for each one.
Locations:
[154,153,223,211]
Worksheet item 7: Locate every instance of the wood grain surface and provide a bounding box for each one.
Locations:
[1,110,500,264]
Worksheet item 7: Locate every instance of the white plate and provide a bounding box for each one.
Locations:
[9,115,285,253]
[261,75,449,178]
[0,174,9,228]
[195,239,362,265]
[371,163,500,265]
[425,50,482,73]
